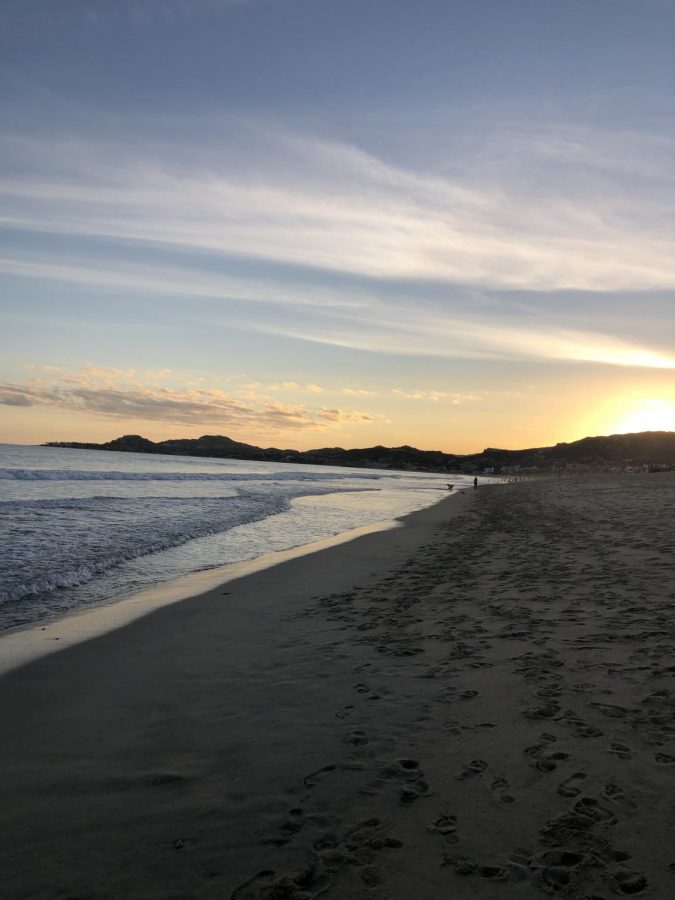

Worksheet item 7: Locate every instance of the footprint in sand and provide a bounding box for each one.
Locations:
[303,764,337,788]
[344,817,404,855]
[457,759,489,780]
[573,796,617,825]
[557,772,587,798]
[427,814,459,844]
[476,864,507,879]
[232,854,331,899]
[654,752,675,765]
[602,783,637,812]
[442,855,507,881]
[367,758,430,804]
[490,775,517,805]
[353,682,381,700]
[612,869,649,895]
[260,808,305,845]
[526,737,570,773]
[608,741,633,760]
[537,751,570,773]
[591,701,631,719]
[568,718,604,739]
[523,701,561,720]
[258,817,405,897]
[530,848,585,893]
[536,685,563,699]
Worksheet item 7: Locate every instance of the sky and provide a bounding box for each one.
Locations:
[1,0,674,453]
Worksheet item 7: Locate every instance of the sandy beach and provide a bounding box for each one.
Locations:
[2,474,674,899]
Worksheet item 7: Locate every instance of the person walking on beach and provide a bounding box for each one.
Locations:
[473,476,478,490]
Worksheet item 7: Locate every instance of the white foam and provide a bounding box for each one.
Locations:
[0,467,390,482]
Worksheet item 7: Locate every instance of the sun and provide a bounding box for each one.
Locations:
[612,398,675,435]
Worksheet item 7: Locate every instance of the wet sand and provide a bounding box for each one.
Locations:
[2,475,674,899]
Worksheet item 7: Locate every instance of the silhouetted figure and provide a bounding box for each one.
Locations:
[473,476,478,490]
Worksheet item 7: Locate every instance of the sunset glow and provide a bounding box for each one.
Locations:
[611,399,675,437]
[2,9,675,900]
[1,1,674,452]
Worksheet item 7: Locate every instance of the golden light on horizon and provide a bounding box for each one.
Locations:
[611,398,675,436]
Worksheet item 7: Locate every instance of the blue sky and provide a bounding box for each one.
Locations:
[1,0,674,450]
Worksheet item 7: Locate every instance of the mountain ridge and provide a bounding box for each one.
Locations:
[43,431,675,474]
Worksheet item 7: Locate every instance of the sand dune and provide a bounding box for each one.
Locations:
[1,475,674,898]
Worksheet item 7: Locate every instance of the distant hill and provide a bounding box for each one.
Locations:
[454,431,675,472]
[43,430,675,474]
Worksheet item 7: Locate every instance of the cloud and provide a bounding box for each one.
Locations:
[340,385,478,402]
[0,256,360,309]
[242,381,325,396]
[2,122,674,293]
[317,407,373,424]
[390,389,478,403]
[0,385,43,407]
[341,387,377,397]
[2,121,675,372]
[239,304,675,370]
[0,367,375,433]
[4,248,674,370]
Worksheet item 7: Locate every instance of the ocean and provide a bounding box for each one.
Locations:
[0,443,472,631]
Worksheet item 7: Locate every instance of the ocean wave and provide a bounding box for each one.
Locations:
[0,467,390,482]
[0,485,380,607]
[0,493,292,605]
[0,485,377,511]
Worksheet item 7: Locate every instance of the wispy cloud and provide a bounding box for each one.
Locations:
[391,388,477,403]
[0,367,375,433]
[341,387,377,397]
[2,121,674,373]
[2,122,674,292]
[237,303,675,370]
[3,247,674,370]
[0,255,361,310]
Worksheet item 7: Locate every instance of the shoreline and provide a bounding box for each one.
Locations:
[4,474,673,898]
[0,490,469,679]
[0,488,474,900]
